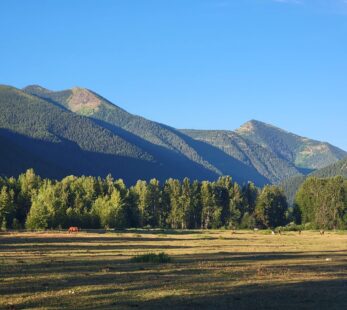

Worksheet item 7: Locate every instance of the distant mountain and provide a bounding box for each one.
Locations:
[0,84,344,186]
[181,121,346,184]
[23,85,269,185]
[236,120,346,170]
[280,175,307,206]
[281,157,347,204]
[312,157,347,178]
[180,129,300,183]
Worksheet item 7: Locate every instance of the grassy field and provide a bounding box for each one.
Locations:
[1,230,347,310]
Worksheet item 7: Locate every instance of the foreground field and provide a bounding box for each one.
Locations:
[1,230,347,310]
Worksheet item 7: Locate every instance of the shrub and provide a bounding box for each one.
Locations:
[131,252,172,263]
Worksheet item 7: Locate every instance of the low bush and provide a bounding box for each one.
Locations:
[131,252,172,264]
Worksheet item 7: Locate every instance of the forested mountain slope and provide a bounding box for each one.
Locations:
[23,85,269,185]
[0,85,218,183]
[24,85,216,172]
[236,120,346,169]
[0,84,342,186]
[180,129,300,183]
[1,86,150,159]
[312,157,347,178]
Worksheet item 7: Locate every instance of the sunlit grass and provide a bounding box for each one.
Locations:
[1,230,347,309]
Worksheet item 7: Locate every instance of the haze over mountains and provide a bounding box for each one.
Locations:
[0,84,346,185]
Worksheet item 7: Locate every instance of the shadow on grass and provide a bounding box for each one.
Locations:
[0,235,203,247]
[2,249,347,296]
[11,277,347,310]
[120,278,347,310]
[2,231,347,310]
[114,229,205,235]
[0,243,192,252]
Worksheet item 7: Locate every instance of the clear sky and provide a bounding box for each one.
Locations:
[1,0,346,150]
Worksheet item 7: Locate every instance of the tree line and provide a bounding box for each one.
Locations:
[295,176,347,230]
[0,169,346,231]
[0,169,290,230]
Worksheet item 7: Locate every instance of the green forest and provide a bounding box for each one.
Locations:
[0,169,346,231]
[4,85,346,186]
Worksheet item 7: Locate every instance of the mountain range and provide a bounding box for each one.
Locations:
[0,84,346,186]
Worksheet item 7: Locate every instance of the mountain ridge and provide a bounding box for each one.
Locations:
[1,85,219,183]
[236,119,346,169]
[0,84,344,186]
[180,129,301,183]
[23,85,270,184]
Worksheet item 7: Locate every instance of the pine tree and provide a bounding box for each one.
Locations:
[0,186,13,230]
[201,181,220,229]
[147,179,161,227]
[181,178,193,229]
[242,182,258,215]
[190,180,202,229]
[214,177,231,226]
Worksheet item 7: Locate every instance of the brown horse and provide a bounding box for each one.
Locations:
[68,227,79,233]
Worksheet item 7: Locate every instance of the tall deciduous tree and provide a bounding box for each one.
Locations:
[167,179,183,229]
[296,177,347,229]
[26,181,56,230]
[91,189,125,229]
[255,185,288,229]
[133,180,149,227]
[17,169,41,225]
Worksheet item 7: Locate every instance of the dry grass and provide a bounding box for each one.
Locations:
[1,230,347,309]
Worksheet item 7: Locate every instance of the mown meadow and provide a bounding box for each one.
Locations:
[1,229,347,309]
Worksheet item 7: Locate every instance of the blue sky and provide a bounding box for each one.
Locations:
[1,0,346,150]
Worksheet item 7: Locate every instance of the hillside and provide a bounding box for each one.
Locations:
[24,85,269,185]
[281,157,347,204]
[0,84,343,186]
[236,120,347,169]
[0,85,217,183]
[312,157,347,178]
[0,131,72,178]
[180,129,300,183]
[24,85,217,170]
[1,86,150,159]
[24,86,213,164]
